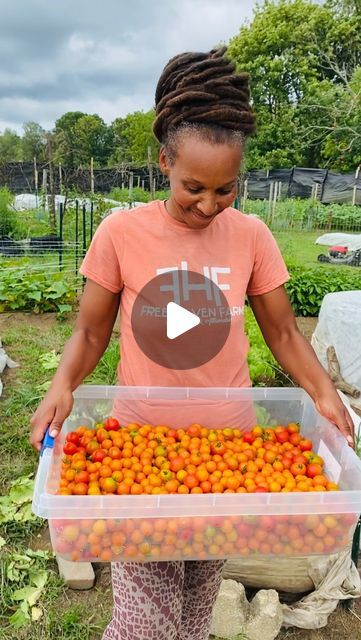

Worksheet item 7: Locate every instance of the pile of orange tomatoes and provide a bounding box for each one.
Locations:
[58,418,339,496]
[50,418,359,563]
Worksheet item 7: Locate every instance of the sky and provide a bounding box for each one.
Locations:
[0,0,259,134]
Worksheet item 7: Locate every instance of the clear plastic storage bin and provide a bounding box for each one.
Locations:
[32,386,361,563]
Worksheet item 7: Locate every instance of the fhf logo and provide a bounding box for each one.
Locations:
[156,261,230,306]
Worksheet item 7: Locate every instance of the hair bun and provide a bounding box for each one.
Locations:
[153,47,256,143]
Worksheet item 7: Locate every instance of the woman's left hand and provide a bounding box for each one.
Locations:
[315,390,355,448]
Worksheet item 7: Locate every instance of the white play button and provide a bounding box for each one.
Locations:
[166,302,200,340]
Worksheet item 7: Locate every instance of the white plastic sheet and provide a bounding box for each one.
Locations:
[311,291,361,392]
[282,545,361,629]
[0,338,19,396]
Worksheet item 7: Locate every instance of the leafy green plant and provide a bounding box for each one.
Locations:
[0,474,55,628]
[0,270,77,313]
[286,265,361,316]
[244,306,291,386]
[244,198,361,232]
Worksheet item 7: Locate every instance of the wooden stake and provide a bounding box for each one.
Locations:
[271,180,278,222]
[148,146,154,199]
[34,156,38,209]
[90,157,94,194]
[268,181,274,223]
[242,179,248,212]
[129,172,133,205]
[47,134,56,232]
[352,166,360,206]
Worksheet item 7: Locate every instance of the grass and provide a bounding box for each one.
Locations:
[0,314,118,638]
[274,229,359,273]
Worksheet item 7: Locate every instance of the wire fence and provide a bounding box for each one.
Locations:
[1,196,361,300]
[0,201,96,294]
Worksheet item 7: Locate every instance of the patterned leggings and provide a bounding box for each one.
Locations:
[102,560,225,640]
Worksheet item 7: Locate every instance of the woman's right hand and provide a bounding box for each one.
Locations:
[30,386,74,452]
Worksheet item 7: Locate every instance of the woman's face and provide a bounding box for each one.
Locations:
[159,136,242,229]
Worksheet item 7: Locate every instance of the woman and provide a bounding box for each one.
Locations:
[31,47,354,640]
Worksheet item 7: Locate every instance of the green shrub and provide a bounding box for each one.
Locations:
[245,306,277,384]
[286,265,361,316]
[0,187,17,236]
[244,198,361,232]
[109,186,169,204]
[0,269,77,313]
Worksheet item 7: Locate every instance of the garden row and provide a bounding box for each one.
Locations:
[1,259,360,318]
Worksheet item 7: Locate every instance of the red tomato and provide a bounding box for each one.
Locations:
[289,433,302,446]
[74,470,89,484]
[307,463,323,478]
[104,417,120,431]
[63,442,78,455]
[66,432,80,444]
[243,432,255,444]
[299,438,312,452]
[275,430,289,444]
[290,462,307,476]
[92,449,107,463]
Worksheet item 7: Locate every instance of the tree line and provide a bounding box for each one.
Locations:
[0,0,360,173]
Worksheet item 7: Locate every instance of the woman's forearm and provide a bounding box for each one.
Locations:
[267,327,335,401]
[50,327,111,392]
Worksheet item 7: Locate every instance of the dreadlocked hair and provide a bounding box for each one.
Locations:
[153,46,256,156]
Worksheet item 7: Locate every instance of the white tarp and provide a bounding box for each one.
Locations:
[311,291,361,393]
[10,194,123,213]
[315,233,361,251]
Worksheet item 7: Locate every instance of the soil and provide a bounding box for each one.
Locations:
[3,312,360,639]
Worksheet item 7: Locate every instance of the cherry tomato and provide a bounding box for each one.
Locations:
[63,442,78,455]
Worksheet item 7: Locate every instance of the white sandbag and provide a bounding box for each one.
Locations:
[282,545,361,629]
[0,338,19,397]
[311,291,361,392]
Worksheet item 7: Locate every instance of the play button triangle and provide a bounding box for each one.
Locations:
[166,302,200,340]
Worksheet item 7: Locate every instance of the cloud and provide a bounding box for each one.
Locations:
[0,0,257,132]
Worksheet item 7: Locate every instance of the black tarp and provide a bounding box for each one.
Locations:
[0,162,359,204]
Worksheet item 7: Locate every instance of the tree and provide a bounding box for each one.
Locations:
[298,69,361,171]
[73,114,113,166]
[53,111,87,166]
[111,110,159,164]
[227,0,361,169]
[21,122,47,162]
[0,129,22,163]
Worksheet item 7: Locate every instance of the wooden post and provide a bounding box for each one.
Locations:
[268,181,274,224]
[137,175,140,188]
[90,157,94,195]
[148,146,154,199]
[242,179,248,212]
[47,135,56,232]
[271,180,278,222]
[34,156,38,209]
[278,181,282,201]
[129,172,134,206]
[59,163,63,194]
[42,168,47,211]
[352,166,360,206]
[141,179,145,190]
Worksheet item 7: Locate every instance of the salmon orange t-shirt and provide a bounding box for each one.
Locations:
[79,200,289,391]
